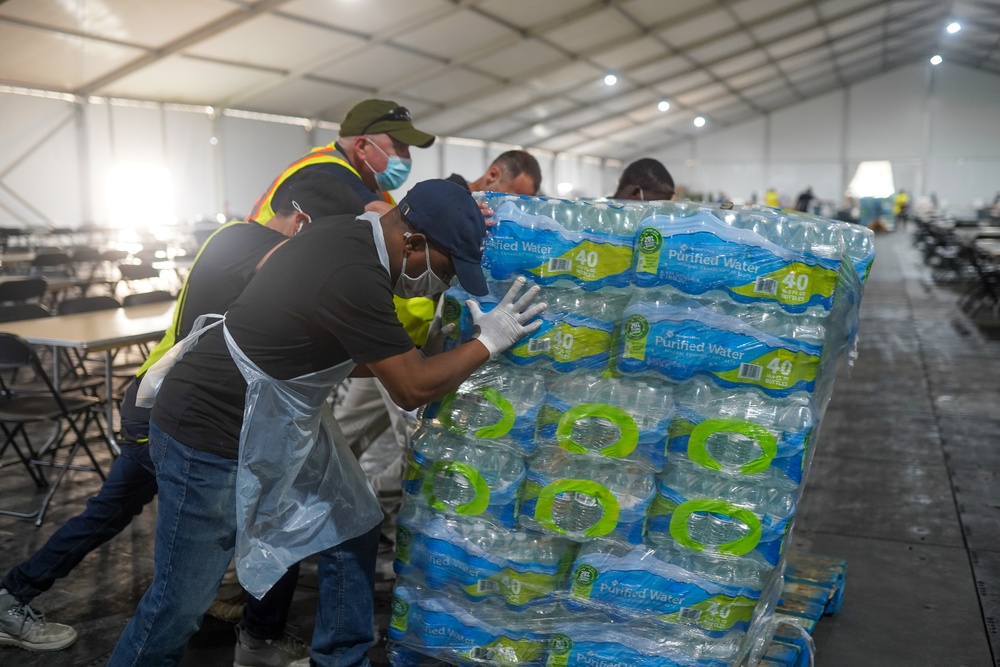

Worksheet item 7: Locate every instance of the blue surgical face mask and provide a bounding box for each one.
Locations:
[365,140,412,191]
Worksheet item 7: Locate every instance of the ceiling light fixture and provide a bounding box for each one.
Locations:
[557,182,574,195]
[947,22,961,33]
[604,74,618,86]
[694,116,706,127]
[930,54,943,65]
[658,101,670,112]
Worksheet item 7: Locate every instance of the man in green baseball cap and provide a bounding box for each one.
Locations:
[247,99,435,224]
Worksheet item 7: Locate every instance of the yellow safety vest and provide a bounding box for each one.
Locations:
[136,220,244,377]
[246,144,432,346]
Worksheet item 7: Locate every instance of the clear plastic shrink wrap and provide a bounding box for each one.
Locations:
[389,194,873,666]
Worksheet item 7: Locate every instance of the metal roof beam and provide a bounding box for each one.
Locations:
[462,0,938,144]
[518,3,944,152]
[617,41,955,161]
[75,0,297,95]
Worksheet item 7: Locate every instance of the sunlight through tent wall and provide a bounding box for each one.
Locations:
[847,160,896,198]
[108,164,174,228]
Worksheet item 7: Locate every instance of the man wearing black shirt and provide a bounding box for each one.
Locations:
[0,173,362,657]
[108,180,545,667]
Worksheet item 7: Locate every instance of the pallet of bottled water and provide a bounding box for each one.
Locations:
[387,194,874,667]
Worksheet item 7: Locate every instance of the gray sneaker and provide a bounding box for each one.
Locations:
[0,588,77,652]
[233,623,310,667]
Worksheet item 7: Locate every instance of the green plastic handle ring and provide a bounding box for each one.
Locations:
[668,499,762,556]
[555,404,639,458]
[534,480,620,537]
[688,418,777,475]
[439,387,516,440]
[423,461,491,516]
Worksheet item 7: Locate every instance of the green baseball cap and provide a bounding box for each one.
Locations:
[339,99,435,148]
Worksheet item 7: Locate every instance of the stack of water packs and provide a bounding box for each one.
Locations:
[388,194,874,667]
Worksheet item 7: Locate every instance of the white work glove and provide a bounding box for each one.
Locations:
[421,298,457,357]
[467,277,547,359]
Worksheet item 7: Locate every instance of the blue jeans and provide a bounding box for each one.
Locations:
[1,432,157,602]
[108,420,380,667]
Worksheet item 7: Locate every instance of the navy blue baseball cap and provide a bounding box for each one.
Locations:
[398,179,488,296]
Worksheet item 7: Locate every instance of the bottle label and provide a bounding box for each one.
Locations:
[503,313,615,372]
[617,304,821,397]
[545,634,573,667]
[396,525,413,566]
[389,586,547,662]
[633,212,842,312]
[482,202,634,290]
[545,630,710,667]
[422,533,504,598]
[460,636,547,666]
[564,548,764,633]
[389,596,410,634]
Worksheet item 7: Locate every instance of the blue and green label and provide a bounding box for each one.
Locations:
[483,202,635,290]
[565,547,765,634]
[617,303,821,397]
[633,213,841,312]
[503,313,616,372]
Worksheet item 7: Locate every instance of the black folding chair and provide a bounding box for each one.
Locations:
[117,263,163,295]
[123,290,175,307]
[0,333,107,525]
[0,303,50,323]
[0,278,48,305]
[29,252,74,279]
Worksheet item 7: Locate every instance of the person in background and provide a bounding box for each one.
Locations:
[446,150,541,196]
[796,186,815,212]
[0,173,363,662]
[765,187,780,208]
[106,180,545,667]
[893,189,910,229]
[247,99,435,221]
[611,157,675,201]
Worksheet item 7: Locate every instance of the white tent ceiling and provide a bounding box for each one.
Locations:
[1,0,998,160]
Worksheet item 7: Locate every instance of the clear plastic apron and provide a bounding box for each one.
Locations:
[223,324,383,599]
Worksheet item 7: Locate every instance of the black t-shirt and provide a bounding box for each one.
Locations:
[151,215,415,458]
[119,222,285,424]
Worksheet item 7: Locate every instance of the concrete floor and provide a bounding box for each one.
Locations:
[0,231,997,666]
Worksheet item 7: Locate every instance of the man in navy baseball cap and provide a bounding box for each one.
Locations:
[391,179,489,297]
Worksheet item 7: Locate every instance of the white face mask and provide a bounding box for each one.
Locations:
[393,233,450,298]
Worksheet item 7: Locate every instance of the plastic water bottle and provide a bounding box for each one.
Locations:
[437,366,547,438]
[649,542,777,593]
[524,448,654,539]
[671,378,813,480]
[409,426,525,526]
[658,460,797,527]
[543,373,673,470]
[548,618,744,666]
[430,362,547,455]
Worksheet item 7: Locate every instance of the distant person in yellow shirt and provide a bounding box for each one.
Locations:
[893,190,910,229]
[765,188,780,208]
